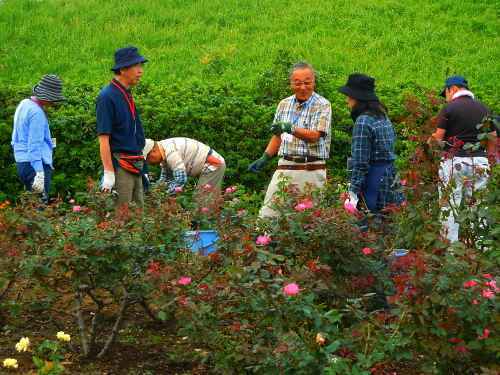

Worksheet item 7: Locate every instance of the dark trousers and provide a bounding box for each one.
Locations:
[362,162,391,212]
[16,162,52,203]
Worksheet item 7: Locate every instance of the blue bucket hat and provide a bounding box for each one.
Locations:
[440,75,469,97]
[111,46,148,72]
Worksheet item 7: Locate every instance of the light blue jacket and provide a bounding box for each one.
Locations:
[11,98,54,172]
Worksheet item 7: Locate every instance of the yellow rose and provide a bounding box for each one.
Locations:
[15,337,30,352]
[3,358,18,369]
[56,331,71,342]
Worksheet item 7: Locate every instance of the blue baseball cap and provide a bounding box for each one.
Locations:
[440,75,469,97]
[111,46,148,72]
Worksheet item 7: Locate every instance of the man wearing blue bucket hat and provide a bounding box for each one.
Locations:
[429,75,497,243]
[96,46,148,206]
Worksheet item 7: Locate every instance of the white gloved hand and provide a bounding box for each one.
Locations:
[101,170,115,192]
[32,172,45,193]
[344,191,359,208]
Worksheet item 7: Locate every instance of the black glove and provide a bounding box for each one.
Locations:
[248,152,272,173]
[270,121,293,136]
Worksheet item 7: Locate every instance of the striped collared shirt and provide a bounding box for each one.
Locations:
[273,92,332,160]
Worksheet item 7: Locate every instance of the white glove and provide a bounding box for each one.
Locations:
[344,191,359,208]
[101,170,115,192]
[32,172,45,193]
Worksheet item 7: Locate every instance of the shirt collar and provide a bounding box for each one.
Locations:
[294,92,317,107]
[112,78,132,94]
[158,142,166,162]
[452,89,474,100]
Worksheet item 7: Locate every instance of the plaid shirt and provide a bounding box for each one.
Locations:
[350,114,402,208]
[273,92,331,159]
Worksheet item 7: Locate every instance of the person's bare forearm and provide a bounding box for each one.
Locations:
[293,128,321,143]
[98,135,114,171]
[487,131,497,164]
[265,135,282,156]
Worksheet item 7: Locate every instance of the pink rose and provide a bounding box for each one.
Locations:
[256,235,271,246]
[202,184,212,190]
[344,201,357,215]
[400,179,407,186]
[283,283,300,296]
[174,186,183,193]
[294,203,307,211]
[72,205,82,212]
[362,247,374,256]
[463,280,478,289]
[482,273,493,280]
[478,328,490,340]
[201,207,209,213]
[485,280,499,292]
[293,198,313,211]
[225,186,237,194]
[178,276,192,286]
[472,299,479,305]
[482,289,495,299]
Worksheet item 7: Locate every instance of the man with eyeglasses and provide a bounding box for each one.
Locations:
[248,62,332,217]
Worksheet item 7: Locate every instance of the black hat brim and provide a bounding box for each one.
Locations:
[338,85,378,102]
[111,56,148,72]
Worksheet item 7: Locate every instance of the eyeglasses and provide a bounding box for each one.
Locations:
[292,80,314,87]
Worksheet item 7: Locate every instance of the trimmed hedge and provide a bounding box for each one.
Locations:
[1,62,497,201]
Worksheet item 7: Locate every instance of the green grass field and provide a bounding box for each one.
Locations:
[0,0,499,90]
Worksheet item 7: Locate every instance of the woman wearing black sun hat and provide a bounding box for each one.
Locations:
[339,73,404,219]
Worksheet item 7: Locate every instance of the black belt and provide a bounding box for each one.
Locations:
[283,155,324,163]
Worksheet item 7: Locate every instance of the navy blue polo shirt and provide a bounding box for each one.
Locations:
[96,79,145,155]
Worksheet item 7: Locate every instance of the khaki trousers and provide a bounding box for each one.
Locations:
[197,150,226,192]
[115,167,144,207]
[259,159,326,218]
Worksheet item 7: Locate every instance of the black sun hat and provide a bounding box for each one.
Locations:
[338,73,379,101]
[32,74,65,102]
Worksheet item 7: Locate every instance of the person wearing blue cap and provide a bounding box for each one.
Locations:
[96,46,148,206]
[429,75,497,243]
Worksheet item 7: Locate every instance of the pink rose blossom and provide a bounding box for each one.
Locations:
[178,276,192,286]
[174,186,183,193]
[256,235,271,246]
[344,201,357,214]
[202,184,212,190]
[463,280,478,289]
[201,207,209,213]
[482,273,493,280]
[472,299,479,305]
[362,247,374,256]
[283,283,300,296]
[225,186,237,194]
[294,203,307,211]
[478,328,490,340]
[72,205,82,212]
[482,289,495,299]
[400,179,407,186]
[485,280,499,292]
